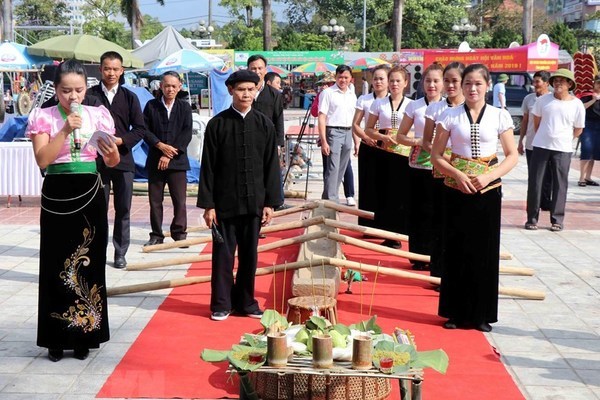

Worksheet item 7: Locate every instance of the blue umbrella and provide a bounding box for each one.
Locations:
[0,42,52,70]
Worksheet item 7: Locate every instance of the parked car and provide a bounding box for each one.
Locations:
[488,72,534,135]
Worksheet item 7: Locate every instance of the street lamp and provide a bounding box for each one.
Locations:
[452,17,477,42]
[321,19,345,50]
[194,19,214,39]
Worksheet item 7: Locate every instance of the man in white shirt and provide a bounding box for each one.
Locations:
[519,70,552,211]
[318,65,357,201]
[493,74,508,109]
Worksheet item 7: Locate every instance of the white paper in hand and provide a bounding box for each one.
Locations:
[85,130,116,156]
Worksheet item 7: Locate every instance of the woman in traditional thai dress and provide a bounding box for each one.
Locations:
[432,63,517,332]
[365,66,412,248]
[352,65,389,229]
[27,59,119,361]
[421,62,465,281]
[395,63,444,270]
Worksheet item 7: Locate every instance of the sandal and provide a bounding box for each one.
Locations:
[578,181,587,187]
[550,224,563,232]
[524,223,538,230]
[585,179,599,186]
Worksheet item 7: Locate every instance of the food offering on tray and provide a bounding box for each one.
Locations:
[201,310,449,375]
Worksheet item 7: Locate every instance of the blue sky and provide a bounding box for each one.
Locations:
[139,0,286,30]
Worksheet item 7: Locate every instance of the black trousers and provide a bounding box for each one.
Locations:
[100,168,134,258]
[525,149,552,210]
[148,169,188,240]
[210,214,261,313]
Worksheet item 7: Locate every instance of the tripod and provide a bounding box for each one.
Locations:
[283,96,315,199]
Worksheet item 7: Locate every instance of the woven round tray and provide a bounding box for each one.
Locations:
[250,371,392,400]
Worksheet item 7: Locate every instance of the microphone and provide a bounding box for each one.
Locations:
[70,102,81,150]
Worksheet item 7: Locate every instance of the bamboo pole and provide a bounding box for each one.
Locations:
[321,200,374,220]
[328,258,546,300]
[109,256,545,300]
[323,218,409,242]
[499,265,535,276]
[327,232,430,263]
[500,252,513,260]
[163,202,318,238]
[143,215,326,253]
[108,257,331,296]
[127,231,328,271]
[284,190,307,198]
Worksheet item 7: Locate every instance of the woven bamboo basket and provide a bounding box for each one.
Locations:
[250,371,392,400]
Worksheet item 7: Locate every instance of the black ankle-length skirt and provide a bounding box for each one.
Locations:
[37,173,110,350]
[438,185,501,326]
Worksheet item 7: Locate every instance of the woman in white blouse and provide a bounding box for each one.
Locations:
[431,63,518,332]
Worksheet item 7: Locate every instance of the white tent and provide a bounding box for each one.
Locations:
[131,26,198,69]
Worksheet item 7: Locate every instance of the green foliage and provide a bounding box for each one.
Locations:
[220,19,263,50]
[14,0,70,42]
[260,309,290,331]
[276,29,337,51]
[489,26,522,48]
[140,15,164,42]
[550,22,578,55]
[82,0,129,48]
[365,28,392,52]
[349,315,382,334]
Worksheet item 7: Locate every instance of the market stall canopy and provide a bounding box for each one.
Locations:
[0,42,53,71]
[132,26,198,69]
[27,35,143,68]
[266,65,290,78]
[347,57,390,71]
[291,62,337,75]
[147,49,224,75]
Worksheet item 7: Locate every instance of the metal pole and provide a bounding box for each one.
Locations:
[208,0,213,27]
[362,0,367,50]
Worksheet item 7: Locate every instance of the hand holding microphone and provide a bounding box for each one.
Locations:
[70,102,81,150]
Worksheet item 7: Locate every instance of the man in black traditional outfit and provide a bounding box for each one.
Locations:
[89,51,146,269]
[143,71,193,246]
[197,70,282,321]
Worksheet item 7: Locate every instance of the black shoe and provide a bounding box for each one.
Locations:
[74,347,90,360]
[48,348,63,362]
[381,239,401,249]
[476,322,492,332]
[245,309,264,319]
[443,320,458,330]
[275,204,293,211]
[210,311,231,321]
[114,256,127,269]
[143,238,164,247]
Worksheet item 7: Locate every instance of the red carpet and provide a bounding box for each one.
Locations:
[98,227,524,399]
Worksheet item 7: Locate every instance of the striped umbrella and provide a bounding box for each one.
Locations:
[266,65,290,77]
[347,57,390,71]
[291,62,337,75]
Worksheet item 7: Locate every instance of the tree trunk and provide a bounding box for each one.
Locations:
[131,22,140,48]
[522,0,533,45]
[2,0,13,42]
[262,0,272,50]
[392,0,403,51]
[246,5,253,27]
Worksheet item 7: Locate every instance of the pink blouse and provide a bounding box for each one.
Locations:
[26,105,116,164]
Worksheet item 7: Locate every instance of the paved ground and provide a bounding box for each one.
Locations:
[0,108,599,399]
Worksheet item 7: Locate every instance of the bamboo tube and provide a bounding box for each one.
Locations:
[284,190,307,198]
[327,232,430,263]
[142,235,213,253]
[127,231,328,271]
[111,256,545,300]
[143,215,326,253]
[328,258,546,300]
[323,218,409,242]
[500,252,513,260]
[499,265,535,276]
[108,257,332,296]
[321,200,375,220]
[272,201,319,217]
[164,226,210,238]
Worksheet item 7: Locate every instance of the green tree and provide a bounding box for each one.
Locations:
[120,0,164,48]
[14,0,70,42]
[549,22,578,55]
[139,15,164,42]
[219,0,258,27]
[276,29,331,50]
[220,19,263,50]
[82,0,128,47]
[365,28,392,52]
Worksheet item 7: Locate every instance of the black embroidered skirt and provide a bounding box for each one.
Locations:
[374,151,409,235]
[407,166,435,260]
[357,143,380,228]
[438,186,501,325]
[37,173,110,350]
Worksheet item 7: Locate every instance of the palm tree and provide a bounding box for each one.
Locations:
[121,0,164,48]
[392,0,403,50]
[2,0,14,42]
